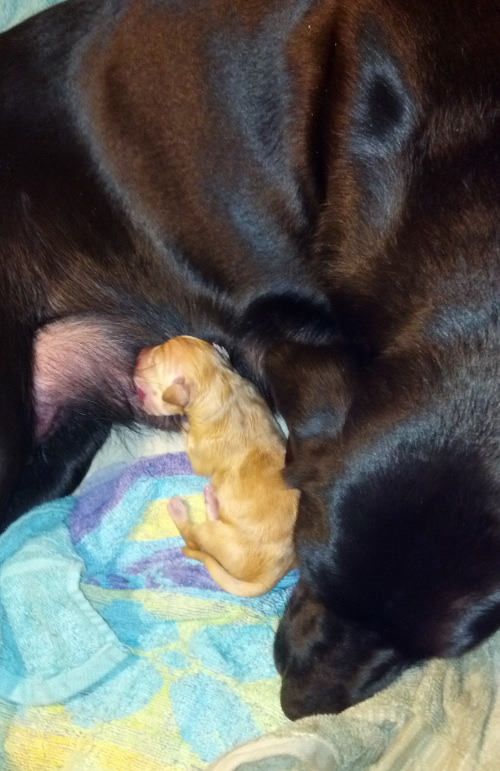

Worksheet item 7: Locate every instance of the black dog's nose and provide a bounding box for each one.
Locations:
[280,692,304,721]
[281,678,353,720]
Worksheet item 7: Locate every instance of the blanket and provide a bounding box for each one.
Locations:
[211,629,500,771]
[2,427,500,771]
[0,438,296,770]
[0,0,63,30]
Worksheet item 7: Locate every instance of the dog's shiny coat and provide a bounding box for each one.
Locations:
[2,0,500,719]
[134,336,298,597]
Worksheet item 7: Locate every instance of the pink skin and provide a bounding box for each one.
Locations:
[133,349,165,415]
[203,483,219,520]
[168,484,220,536]
[34,318,158,441]
[168,496,189,524]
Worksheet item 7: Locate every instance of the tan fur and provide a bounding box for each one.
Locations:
[134,336,299,596]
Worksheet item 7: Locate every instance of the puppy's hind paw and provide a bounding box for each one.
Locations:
[168,496,189,524]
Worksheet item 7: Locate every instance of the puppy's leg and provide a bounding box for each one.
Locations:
[169,504,243,577]
[168,497,225,555]
[168,497,198,549]
[169,500,271,596]
[204,483,219,521]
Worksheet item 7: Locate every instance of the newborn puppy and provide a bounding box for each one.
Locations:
[134,336,299,596]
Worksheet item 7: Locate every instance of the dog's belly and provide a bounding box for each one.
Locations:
[0,0,336,523]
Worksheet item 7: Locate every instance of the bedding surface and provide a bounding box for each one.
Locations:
[0,428,295,770]
[0,0,63,29]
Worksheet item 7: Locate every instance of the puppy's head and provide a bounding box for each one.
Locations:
[134,336,229,416]
[266,342,500,718]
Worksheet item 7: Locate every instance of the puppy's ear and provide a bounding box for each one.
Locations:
[264,342,354,439]
[161,378,190,414]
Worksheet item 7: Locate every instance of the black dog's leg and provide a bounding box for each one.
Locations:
[2,413,112,527]
[0,314,34,529]
[0,314,124,530]
[0,388,31,527]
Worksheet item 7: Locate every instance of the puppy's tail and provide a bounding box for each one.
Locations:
[182,547,284,597]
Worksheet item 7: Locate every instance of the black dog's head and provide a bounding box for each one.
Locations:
[260,0,500,720]
[266,342,500,719]
[273,582,408,719]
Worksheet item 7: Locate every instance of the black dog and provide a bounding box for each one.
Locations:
[2,0,500,720]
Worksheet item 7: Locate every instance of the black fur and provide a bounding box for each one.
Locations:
[2,0,500,719]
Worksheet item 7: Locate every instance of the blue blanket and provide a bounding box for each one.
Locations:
[0,0,63,30]
[0,451,295,769]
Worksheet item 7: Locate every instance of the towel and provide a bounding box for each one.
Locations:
[0,0,64,30]
[211,620,500,771]
[0,501,128,706]
[0,447,296,770]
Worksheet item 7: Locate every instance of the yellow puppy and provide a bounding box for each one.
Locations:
[134,336,298,596]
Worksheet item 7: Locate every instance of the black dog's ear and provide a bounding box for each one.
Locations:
[264,341,355,440]
[347,19,417,233]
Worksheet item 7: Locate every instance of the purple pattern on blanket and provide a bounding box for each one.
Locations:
[106,574,133,590]
[128,546,224,592]
[70,452,193,542]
